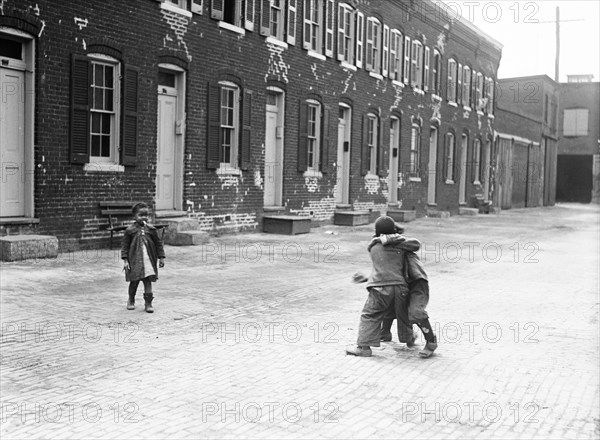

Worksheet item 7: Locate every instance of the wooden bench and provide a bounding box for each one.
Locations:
[99,202,169,249]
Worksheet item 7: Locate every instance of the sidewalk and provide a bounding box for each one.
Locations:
[1,204,599,439]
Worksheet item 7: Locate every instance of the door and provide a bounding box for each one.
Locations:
[388,117,400,204]
[336,105,350,204]
[264,90,284,206]
[0,68,25,217]
[427,127,438,205]
[156,92,177,210]
[459,134,468,205]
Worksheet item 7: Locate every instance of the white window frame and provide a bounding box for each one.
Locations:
[337,3,355,63]
[446,132,456,183]
[303,0,323,54]
[367,113,379,175]
[410,124,421,175]
[473,138,481,184]
[365,17,381,74]
[219,81,240,170]
[403,35,410,84]
[389,30,402,81]
[423,46,430,92]
[88,54,120,165]
[325,0,334,57]
[268,0,285,40]
[447,58,457,103]
[355,11,364,68]
[432,49,441,96]
[462,65,471,108]
[410,40,423,90]
[485,77,495,115]
[307,99,322,171]
[563,108,589,136]
[287,0,297,45]
[382,25,390,78]
[475,72,484,112]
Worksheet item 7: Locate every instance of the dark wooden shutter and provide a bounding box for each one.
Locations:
[377,117,386,177]
[361,115,369,176]
[260,0,270,36]
[122,66,139,166]
[70,54,90,164]
[207,82,221,169]
[320,106,330,174]
[297,100,308,172]
[211,0,224,20]
[240,89,252,170]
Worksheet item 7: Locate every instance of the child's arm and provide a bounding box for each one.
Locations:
[379,233,421,252]
[150,228,166,267]
[120,228,132,269]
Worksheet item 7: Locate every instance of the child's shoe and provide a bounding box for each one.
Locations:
[380,333,392,342]
[419,338,437,358]
[345,345,372,357]
[143,293,154,313]
[126,293,135,310]
[406,334,417,347]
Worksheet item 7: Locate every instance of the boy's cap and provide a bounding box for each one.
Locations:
[375,215,396,236]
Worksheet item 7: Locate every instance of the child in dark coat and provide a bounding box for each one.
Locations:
[121,202,165,313]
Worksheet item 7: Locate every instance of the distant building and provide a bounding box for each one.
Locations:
[557,81,600,203]
[566,74,594,83]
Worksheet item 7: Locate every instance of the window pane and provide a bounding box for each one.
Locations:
[101,114,111,134]
[91,135,101,157]
[92,113,101,133]
[94,64,104,87]
[94,87,103,110]
[105,89,114,111]
[101,135,111,157]
[0,37,22,59]
[105,65,114,88]
[158,71,176,88]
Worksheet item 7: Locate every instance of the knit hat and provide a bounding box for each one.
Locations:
[375,215,396,236]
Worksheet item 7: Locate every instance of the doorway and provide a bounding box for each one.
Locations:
[264,88,285,207]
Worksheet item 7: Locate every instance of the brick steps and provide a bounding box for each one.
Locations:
[0,235,59,262]
[263,215,311,235]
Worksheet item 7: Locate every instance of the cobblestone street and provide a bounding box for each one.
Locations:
[1,204,599,439]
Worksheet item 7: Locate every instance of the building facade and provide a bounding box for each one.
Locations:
[0,0,501,250]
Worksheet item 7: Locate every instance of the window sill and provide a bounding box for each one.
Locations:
[340,61,357,71]
[84,163,125,173]
[217,166,242,176]
[307,50,326,61]
[487,114,495,119]
[364,172,379,180]
[219,21,245,35]
[431,94,442,101]
[412,88,425,95]
[477,110,485,116]
[445,179,455,185]
[160,1,193,17]
[463,106,472,111]
[369,72,384,80]
[266,36,288,48]
[304,169,323,178]
[392,80,405,87]
[473,180,481,185]
[448,101,458,107]
[409,177,422,182]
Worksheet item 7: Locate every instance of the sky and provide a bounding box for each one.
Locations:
[438,0,600,82]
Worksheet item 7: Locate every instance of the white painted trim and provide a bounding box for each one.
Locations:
[340,61,357,71]
[158,63,185,72]
[307,51,326,61]
[304,169,323,178]
[448,101,458,107]
[409,177,422,182]
[217,165,242,176]
[160,1,193,17]
[392,80,405,88]
[219,22,246,35]
[445,179,455,184]
[266,36,288,48]
[369,72,384,80]
[84,163,125,173]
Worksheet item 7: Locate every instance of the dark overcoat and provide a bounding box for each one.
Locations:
[120,222,165,282]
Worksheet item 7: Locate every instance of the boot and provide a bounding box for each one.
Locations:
[143,293,154,313]
[419,336,437,358]
[126,292,135,310]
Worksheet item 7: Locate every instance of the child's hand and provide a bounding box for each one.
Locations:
[123,260,130,270]
[367,237,381,251]
[159,258,165,268]
[352,272,368,283]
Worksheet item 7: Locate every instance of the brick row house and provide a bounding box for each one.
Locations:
[0,0,501,252]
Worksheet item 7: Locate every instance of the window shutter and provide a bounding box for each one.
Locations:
[70,54,90,164]
[382,25,389,77]
[122,66,140,166]
[207,83,221,169]
[287,0,297,45]
[403,36,410,84]
[320,105,330,173]
[377,117,386,177]
[240,89,252,170]
[297,100,308,172]
[245,0,255,31]
[355,11,364,68]
[302,1,311,50]
[424,46,430,92]
[325,0,334,57]
[260,0,271,36]
[211,0,224,20]
[457,63,463,104]
[361,115,369,176]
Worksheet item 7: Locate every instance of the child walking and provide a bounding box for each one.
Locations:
[120,202,165,313]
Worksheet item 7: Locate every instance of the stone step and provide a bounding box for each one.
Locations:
[427,209,451,219]
[333,210,370,226]
[161,217,200,236]
[166,230,210,246]
[459,207,479,216]
[0,235,59,262]
[155,210,189,219]
[263,215,311,235]
[386,209,416,222]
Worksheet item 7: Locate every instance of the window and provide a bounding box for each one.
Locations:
[298,98,330,173]
[544,94,549,124]
[462,66,471,107]
[485,77,494,114]
[162,0,203,14]
[447,59,457,102]
[337,2,355,63]
[324,0,334,57]
[432,49,441,95]
[303,0,323,54]
[207,80,252,170]
[287,0,297,44]
[389,30,402,81]
[366,114,379,174]
[563,109,589,136]
[365,18,381,74]
[307,101,322,169]
[410,124,421,175]
[211,0,254,31]
[445,132,456,182]
[473,138,481,183]
[70,53,134,168]
[475,72,484,111]
[410,40,423,89]
[263,0,284,39]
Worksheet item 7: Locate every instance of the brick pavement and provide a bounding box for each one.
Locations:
[1,204,599,439]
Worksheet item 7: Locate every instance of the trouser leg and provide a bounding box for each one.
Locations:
[356,286,395,347]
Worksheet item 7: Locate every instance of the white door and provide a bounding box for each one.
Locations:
[336,106,350,204]
[427,128,438,205]
[156,92,177,210]
[0,68,25,217]
[388,117,400,204]
[264,91,283,206]
[459,134,468,205]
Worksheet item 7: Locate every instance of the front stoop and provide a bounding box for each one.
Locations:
[459,207,479,216]
[427,209,451,219]
[263,215,311,235]
[0,235,59,262]
[167,230,210,246]
[333,210,370,226]
[386,210,417,222]
[160,217,209,246]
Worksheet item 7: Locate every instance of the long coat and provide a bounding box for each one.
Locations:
[120,222,165,282]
